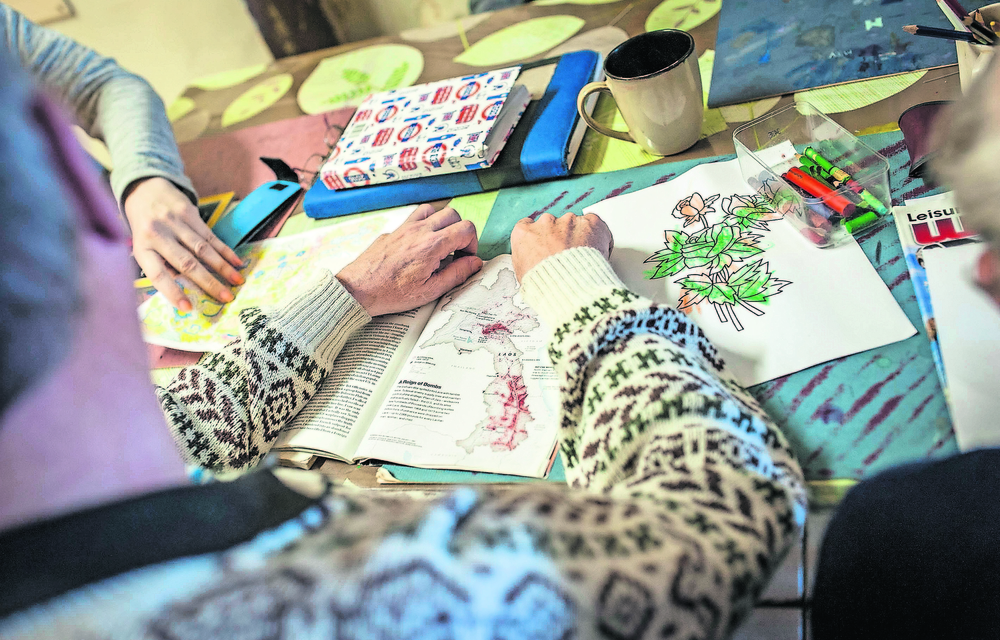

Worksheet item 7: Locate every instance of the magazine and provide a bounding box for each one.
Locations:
[272,255,560,478]
[892,191,980,391]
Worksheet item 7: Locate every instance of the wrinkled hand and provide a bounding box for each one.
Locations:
[337,204,483,317]
[124,177,245,311]
[511,212,613,281]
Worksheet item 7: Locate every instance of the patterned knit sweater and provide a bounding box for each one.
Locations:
[0,248,805,640]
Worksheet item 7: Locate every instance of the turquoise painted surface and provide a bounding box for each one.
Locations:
[474,131,957,482]
[382,451,565,484]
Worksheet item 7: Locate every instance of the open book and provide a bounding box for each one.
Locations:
[272,256,561,478]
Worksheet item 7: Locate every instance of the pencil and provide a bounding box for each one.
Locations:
[902,24,980,44]
[964,12,998,44]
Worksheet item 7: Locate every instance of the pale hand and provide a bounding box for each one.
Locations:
[124,177,245,311]
[337,204,483,317]
[510,212,614,281]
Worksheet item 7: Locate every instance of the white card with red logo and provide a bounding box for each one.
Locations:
[318,66,529,190]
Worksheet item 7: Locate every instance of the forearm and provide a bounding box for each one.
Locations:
[0,5,194,205]
[518,247,806,636]
[157,270,371,471]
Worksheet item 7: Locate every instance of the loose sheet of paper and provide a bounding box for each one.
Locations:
[583,158,916,386]
[297,45,425,115]
[923,243,1000,451]
[139,207,414,352]
[453,15,585,67]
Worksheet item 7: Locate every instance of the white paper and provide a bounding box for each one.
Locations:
[923,242,1000,451]
[584,159,916,386]
[356,256,560,478]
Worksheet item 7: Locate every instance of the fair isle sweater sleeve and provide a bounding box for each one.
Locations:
[0,5,196,205]
[509,246,808,637]
[156,271,370,472]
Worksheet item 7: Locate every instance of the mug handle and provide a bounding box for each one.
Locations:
[576,81,635,143]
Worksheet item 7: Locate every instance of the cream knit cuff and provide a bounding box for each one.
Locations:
[272,270,371,366]
[520,247,627,328]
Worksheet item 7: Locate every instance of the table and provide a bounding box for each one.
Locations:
[166,0,963,486]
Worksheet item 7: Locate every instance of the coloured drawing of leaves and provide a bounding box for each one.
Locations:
[728,259,790,304]
[722,194,783,231]
[644,230,689,279]
[686,223,762,270]
[676,274,736,309]
[676,274,712,309]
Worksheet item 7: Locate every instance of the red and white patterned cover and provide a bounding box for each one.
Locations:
[319,66,528,190]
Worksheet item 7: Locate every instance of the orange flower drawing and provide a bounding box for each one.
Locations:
[672,192,720,228]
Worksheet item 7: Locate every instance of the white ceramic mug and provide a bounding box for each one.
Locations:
[576,29,704,156]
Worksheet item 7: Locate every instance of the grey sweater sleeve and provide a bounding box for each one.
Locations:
[0,5,197,206]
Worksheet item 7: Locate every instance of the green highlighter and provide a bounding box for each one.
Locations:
[803,147,889,216]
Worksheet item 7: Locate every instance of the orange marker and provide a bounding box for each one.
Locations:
[783,167,859,219]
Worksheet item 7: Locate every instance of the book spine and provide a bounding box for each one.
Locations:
[891,207,948,390]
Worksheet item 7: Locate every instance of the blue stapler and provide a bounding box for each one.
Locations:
[211,158,303,248]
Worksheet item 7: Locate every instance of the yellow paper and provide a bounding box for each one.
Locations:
[454,15,585,67]
[297,44,425,115]
[221,73,294,128]
[645,0,721,32]
[701,107,728,138]
[545,25,629,59]
[794,71,927,114]
[450,191,500,237]
[399,14,492,43]
[167,96,196,122]
[140,209,413,352]
[190,63,269,91]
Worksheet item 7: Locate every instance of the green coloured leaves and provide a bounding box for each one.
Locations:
[728,259,790,304]
[644,231,689,279]
[722,194,784,231]
[644,190,792,332]
[676,274,736,309]
[645,223,763,279]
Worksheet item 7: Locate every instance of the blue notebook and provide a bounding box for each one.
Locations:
[303,50,602,219]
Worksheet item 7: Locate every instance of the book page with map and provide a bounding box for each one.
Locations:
[353,256,560,478]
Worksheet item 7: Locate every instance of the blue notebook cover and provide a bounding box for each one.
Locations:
[303,50,602,219]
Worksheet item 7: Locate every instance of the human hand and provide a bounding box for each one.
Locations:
[124,177,245,311]
[337,204,483,317]
[510,212,613,281]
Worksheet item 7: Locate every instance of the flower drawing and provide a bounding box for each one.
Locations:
[645,191,791,331]
[672,192,720,228]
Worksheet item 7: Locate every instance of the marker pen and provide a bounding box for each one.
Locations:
[803,147,889,216]
[797,157,866,207]
[783,167,859,218]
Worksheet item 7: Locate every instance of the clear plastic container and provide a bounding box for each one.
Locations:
[733,101,891,248]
